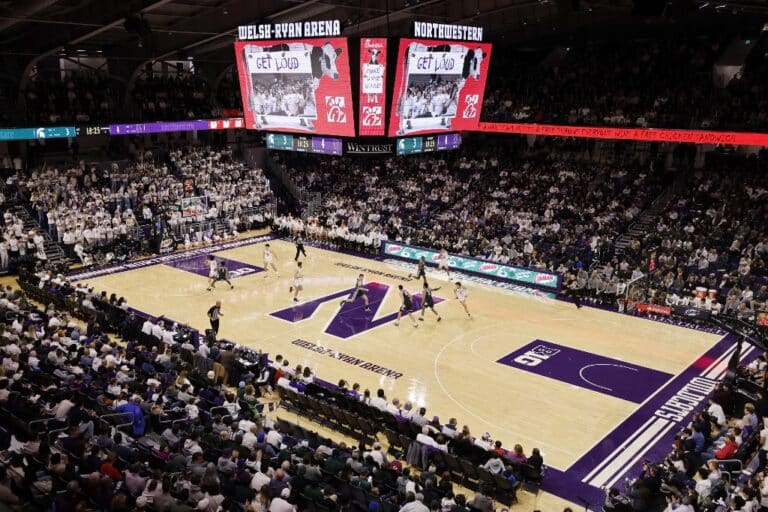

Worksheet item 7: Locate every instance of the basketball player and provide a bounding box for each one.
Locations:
[395,284,418,328]
[289,261,304,302]
[438,248,452,279]
[340,273,371,312]
[207,300,223,336]
[409,256,427,282]
[211,261,234,290]
[294,235,307,261]
[454,282,471,318]
[419,282,442,322]
[206,255,218,291]
[263,243,279,278]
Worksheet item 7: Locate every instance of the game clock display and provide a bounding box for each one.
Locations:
[266,133,342,155]
[75,125,110,136]
[396,133,461,155]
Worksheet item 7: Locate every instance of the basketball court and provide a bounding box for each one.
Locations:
[69,234,744,508]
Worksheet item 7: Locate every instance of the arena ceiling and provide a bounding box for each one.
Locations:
[0,0,765,66]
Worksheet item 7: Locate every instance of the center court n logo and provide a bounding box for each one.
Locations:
[268,281,442,339]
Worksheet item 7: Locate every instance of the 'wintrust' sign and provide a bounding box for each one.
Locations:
[345,141,393,155]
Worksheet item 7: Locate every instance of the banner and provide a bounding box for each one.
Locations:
[382,241,560,290]
[476,121,768,147]
[181,196,207,218]
[672,305,712,321]
[234,38,355,137]
[635,303,672,316]
[389,38,492,137]
[359,38,387,136]
[345,141,393,154]
[110,118,243,135]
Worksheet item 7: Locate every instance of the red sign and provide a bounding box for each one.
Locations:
[388,38,492,137]
[234,38,355,137]
[358,38,387,136]
[635,303,672,316]
[207,118,244,130]
[476,122,768,147]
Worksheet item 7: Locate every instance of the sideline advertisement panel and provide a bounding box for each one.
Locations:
[382,241,560,290]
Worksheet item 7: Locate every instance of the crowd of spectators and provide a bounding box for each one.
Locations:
[480,34,768,131]
[0,210,48,272]
[273,145,666,281]
[584,151,768,320]
[13,146,273,265]
[131,75,212,121]
[23,71,122,126]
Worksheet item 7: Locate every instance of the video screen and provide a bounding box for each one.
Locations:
[388,38,492,137]
[234,38,355,137]
[358,38,387,136]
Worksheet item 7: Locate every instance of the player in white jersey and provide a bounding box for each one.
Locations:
[430,92,450,117]
[454,281,471,318]
[394,284,418,328]
[263,243,279,278]
[340,274,371,312]
[402,94,415,119]
[264,93,277,114]
[289,261,304,302]
[206,255,218,291]
[438,248,452,279]
[282,93,303,116]
[253,92,267,115]
[413,95,428,117]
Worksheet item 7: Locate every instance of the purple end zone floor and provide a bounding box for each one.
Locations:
[269,282,445,339]
[540,334,751,505]
[164,253,264,279]
[497,340,673,404]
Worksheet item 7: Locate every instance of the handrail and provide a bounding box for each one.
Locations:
[708,457,742,480]
[47,424,72,445]
[28,416,66,432]
[99,411,134,430]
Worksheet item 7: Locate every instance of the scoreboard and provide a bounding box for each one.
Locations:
[396,133,462,155]
[266,133,343,155]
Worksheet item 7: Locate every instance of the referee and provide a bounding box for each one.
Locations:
[207,300,223,336]
[294,235,307,261]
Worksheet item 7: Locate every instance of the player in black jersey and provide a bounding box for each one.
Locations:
[340,274,371,312]
[293,235,307,261]
[419,281,442,322]
[409,256,427,282]
[395,284,418,328]
[210,261,234,289]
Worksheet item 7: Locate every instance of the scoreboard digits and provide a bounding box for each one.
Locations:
[295,136,312,152]
[397,133,461,155]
